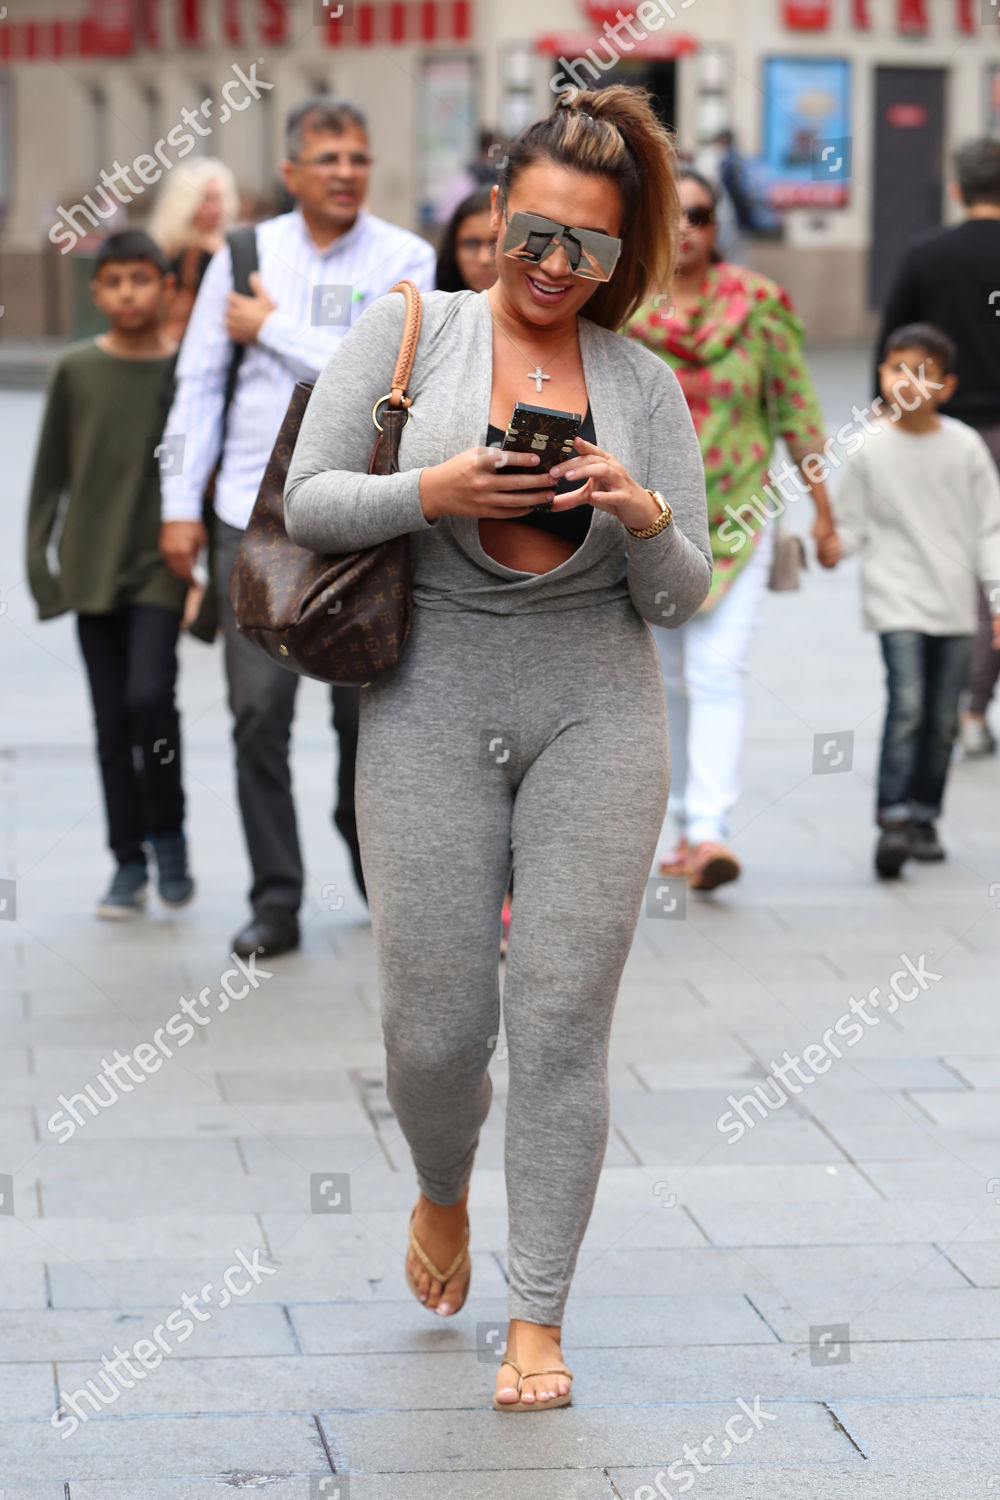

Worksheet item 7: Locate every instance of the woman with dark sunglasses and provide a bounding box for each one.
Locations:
[284,87,711,1412]
[435,188,498,294]
[626,169,839,891]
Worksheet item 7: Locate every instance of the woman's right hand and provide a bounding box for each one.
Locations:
[419,447,556,522]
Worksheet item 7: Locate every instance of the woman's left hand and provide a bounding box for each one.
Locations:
[549,437,663,533]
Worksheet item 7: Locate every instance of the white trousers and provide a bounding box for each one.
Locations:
[650,528,775,853]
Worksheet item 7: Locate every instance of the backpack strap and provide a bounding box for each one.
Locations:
[221,224,259,437]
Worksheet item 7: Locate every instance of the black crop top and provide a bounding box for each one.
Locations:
[484,406,597,545]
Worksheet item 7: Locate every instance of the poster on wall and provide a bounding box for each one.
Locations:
[417,53,478,230]
[989,66,1000,138]
[762,56,852,208]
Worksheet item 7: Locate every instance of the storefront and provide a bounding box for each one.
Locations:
[495,0,1000,336]
[1,0,999,338]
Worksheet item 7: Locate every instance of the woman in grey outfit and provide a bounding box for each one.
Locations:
[285,85,711,1411]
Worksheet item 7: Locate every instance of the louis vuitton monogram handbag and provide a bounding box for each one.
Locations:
[229,279,422,685]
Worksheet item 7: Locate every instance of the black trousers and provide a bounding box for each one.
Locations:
[76,604,185,867]
[215,518,361,916]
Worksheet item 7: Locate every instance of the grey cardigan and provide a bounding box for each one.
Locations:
[284,288,711,622]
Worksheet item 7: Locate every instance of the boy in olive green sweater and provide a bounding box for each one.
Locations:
[26,229,195,918]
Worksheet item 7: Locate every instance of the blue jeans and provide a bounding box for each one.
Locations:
[878,631,973,825]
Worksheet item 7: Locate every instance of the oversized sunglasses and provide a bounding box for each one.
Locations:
[681,205,715,228]
[499,191,622,282]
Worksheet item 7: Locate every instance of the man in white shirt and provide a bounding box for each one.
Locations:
[159,97,436,957]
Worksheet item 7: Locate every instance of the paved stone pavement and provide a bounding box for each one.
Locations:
[2,344,1000,1498]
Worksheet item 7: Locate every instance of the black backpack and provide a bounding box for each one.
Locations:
[184,225,259,643]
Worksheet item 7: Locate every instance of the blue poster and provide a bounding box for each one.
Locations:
[762,56,852,205]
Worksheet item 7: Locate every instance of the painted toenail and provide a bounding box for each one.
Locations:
[436,1302,451,1315]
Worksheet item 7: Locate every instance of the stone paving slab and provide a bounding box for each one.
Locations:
[613,1118,847,1167]
[0,1264,48,1308]
[685,1198,1000,1246]
[569,1242,964,1304]
[318,1398,851,1472]
[3,1302,296,1361]
[0,1487,67,1500]
[3,1414,327,1482]
[46,1247,510,1309]
[908,1090,1000,1126]
[291,1293,776,1356]
[750,1285,1000,1342]
[0,1108,38,1142]
[0,1213,269,1263]
[47,1337,1000,1419]
[67,1476,611,1500]
[944,1055,1000,1088]
[830,1397,1000,1460]
[857,1158,995,1200]
[607,1461,1000,1499]
[0,1361,61,1419]
[939,1242,1000,1286]
[819,1124,998,1164]
[218,1069,364,1102]
[261,1191,710,1254]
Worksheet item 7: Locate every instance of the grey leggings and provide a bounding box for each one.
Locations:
[355,600,669,1325]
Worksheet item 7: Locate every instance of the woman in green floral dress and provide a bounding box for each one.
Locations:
[625,169,839,890]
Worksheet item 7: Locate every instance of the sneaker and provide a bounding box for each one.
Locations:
[148,833,195,908]
[910,821,945,861]
[874,824,911,879]
[960,714,996,758]
[96,861,148,920]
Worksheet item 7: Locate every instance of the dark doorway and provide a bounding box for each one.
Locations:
[551,60,677,135]
[870,66,946,311]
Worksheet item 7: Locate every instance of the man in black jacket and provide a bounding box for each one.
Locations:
[875,140,1000,756]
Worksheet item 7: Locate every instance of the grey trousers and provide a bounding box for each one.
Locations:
[215,518,361,915]
[356,600,670,1325]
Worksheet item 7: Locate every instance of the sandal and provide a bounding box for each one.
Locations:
[657,838,689,877]
[492,1355,574,1411]
[687,840,741,891]
[405,1208,471,1314]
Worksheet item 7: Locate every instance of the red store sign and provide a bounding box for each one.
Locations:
[897,0,930,34]
[0,0,472,56]
[783,1,830,28]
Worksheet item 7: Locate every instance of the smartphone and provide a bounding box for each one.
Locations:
[500,401,582,511]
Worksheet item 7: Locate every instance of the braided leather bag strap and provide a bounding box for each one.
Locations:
[386,279,423,410]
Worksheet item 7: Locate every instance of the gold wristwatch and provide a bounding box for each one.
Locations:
[625,489,673,539]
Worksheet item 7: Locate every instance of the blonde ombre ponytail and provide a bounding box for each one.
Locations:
[499,85,680,332]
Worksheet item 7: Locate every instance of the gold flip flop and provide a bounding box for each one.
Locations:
[492,1355,574,1411]
[405,1208,471,1315]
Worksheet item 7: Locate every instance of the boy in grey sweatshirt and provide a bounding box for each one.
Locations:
[831,322,1000,877]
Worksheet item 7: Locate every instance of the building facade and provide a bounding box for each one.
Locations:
[1,0,998,338]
